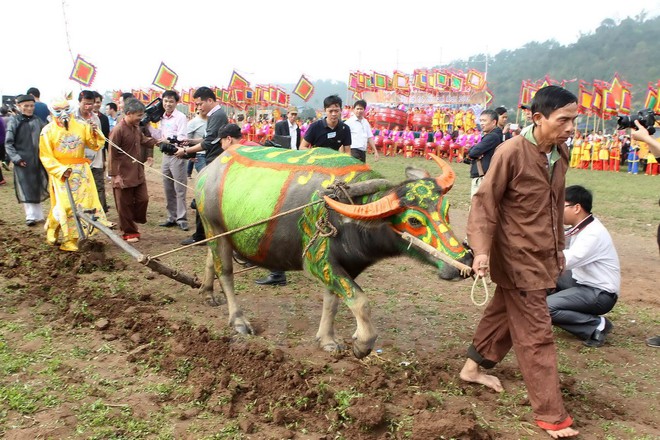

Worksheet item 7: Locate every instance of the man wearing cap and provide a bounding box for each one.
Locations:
[345,99,378,163]
[4,94,49,226]
[274,106,301,150]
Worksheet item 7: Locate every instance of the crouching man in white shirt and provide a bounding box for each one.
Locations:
[547,185,620,348]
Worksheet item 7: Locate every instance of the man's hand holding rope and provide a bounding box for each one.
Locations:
[472,254,489,277]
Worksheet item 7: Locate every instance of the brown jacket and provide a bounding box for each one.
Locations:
[108,119,157,188]
[467,129,568,290]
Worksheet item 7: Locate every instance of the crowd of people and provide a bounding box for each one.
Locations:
[0,84,657,439]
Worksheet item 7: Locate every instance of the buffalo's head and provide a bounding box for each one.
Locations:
[324,155,472,280]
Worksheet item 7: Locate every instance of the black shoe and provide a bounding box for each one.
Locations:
[255,273,287,286]
[26,220,36,227]
[178,221,189,231]
[583,318,613,348]
[233,251,254,267]
[159,220,177,227]
[646,336,660,348]
[181,237,204,246]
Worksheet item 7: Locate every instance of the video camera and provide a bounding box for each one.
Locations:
[140,97,165,127]
[617,108,658,135]
[159,136,195,159]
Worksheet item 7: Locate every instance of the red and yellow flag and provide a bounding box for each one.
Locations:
[152,62,178,90]
[69,55,97,87]
[293,75,314,102]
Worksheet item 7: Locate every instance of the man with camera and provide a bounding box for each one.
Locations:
[155,91,189,232]
[630,119,660,348]
[174,86,228,246]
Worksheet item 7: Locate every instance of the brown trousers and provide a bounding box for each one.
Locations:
[113,182,148,235]
[468,285,571,427]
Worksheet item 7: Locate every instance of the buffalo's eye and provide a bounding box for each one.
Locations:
[408,217,423,228]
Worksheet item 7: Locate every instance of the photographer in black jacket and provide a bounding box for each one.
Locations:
[468,109,503,197]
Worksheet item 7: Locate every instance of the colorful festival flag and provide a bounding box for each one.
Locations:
[413,69,428,91]
[577,81,593,113]
[293,75,314,101]
[228,70,250,89]
[69,55,97,87]
[466,69,486,91]
[373,72,388,90]
[450,74,464,92]
[644,82,658,111]
[436,71,449,89]
[152,62,178,90]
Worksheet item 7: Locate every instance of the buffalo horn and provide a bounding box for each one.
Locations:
[324,192,403,220]
[428,154,455,193]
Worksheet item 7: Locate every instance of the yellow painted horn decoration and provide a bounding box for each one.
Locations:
[428,154,456,193]
[323,192,404,220]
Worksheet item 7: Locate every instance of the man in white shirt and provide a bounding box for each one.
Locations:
[547,185,620,348]
[157,90,189,231]
[345,99,378,163]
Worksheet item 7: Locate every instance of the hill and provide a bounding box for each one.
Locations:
[446,13,660,110]
[286,13,660,114]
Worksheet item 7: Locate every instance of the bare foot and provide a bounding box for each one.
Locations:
[459,359,504,392]
[545,427,579,438]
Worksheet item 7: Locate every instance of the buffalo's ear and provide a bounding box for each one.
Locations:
[405,166,430,180]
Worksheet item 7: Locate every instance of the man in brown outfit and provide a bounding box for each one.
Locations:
[460,86,579,439]
[108,99,157,242]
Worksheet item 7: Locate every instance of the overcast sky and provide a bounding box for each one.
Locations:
[2,0,659,103]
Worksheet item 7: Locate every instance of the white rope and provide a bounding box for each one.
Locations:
[102,132,195,191]
[470,273,491,306]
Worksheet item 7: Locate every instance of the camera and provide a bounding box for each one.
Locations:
[617,108,658,135]
[140,97,165,126]
[159,136,195,158]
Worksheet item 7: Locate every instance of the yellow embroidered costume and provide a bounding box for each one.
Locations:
[39,101,110,251]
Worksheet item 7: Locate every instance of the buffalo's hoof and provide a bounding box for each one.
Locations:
[205,293,226,307]
[352,340,374,359]
[320,342,345,353]
[233,322,254,335]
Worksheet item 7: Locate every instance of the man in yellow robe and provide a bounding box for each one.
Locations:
[39,97,111,251]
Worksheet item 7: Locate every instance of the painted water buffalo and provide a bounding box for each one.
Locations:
[195,146,472,358]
